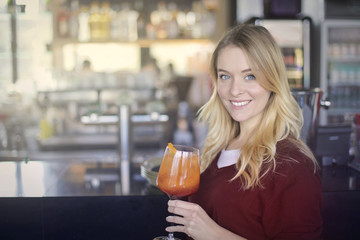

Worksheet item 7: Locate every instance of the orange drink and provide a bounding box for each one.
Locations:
[157,144,200,198]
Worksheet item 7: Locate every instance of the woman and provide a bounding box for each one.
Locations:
[165,24,323,240]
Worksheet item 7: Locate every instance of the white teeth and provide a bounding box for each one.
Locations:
[231,101,250,106]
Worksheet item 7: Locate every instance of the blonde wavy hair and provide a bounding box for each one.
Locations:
[197,24,317,189]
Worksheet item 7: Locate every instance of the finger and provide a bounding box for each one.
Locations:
[168,200,196,210]
[168,205,195,217]
[165,224,188,235]
[166,221,196,239]
[166,215,187,226]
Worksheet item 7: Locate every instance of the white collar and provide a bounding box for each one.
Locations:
[217,148,241,168]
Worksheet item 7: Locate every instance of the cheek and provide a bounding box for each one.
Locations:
[217,82,227,99]
[217,87,226,103]
[217,82,222,97]
[258,90,271,106]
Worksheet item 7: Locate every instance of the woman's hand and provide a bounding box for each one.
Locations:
[166,200,246,240]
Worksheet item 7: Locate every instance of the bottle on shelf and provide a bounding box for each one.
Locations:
[78,5,90,41]
[145,13,157,40]
[200,1,216,39]
[166,2,180,39]
[117,2,139,41]
[191,1,203,39]
[150,1,171,39]
[173,9,186,38]
[99,1,112,39]
[88,1,102,40]
[110,4,120,39]
[184,6,196,38]
[57,4,70,38]
[69,0,79,39]
[55,0,217,42]
[134,0,146,39]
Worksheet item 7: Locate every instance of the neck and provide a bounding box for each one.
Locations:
[227,119,258,150]
[227,130,250,150]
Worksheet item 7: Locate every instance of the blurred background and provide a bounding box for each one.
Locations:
[0,0,360,196]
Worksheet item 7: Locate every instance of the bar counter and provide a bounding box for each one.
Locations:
[1,150,360,239]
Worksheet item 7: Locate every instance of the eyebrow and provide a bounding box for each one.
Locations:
[218,68,252,73]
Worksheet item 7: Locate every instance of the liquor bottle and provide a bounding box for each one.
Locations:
[167,2,179,39]
[99,1,111,39]
[57,4,70,38]
[184,7,196,38]
[176,8,187,38]
[69,0,79,39]
[78,5,90,41]
[88,1,101,40]
[190,1,213,39]
[199,1,215,38]
[110,4,120,39]
[150,1,170,39]
[134,0,146,39]
[126,3,139,41]
[191,1,202,38]
[118,2,139,41]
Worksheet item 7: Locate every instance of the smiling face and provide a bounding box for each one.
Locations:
[217,45,271,128]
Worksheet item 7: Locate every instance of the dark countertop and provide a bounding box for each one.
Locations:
[1,150,360,240]
[321,164,360,192]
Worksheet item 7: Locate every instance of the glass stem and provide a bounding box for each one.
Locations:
[168,232,175,240]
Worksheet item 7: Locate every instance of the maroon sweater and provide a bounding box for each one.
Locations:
[189,140,323,240]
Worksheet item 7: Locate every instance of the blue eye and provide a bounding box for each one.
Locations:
[219,74,230,80]
[245,74,256,80]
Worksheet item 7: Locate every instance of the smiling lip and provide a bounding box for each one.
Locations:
[230,100,250,107]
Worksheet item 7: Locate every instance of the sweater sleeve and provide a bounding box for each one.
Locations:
[261,158,323,240]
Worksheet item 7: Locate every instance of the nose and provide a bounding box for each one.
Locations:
[230,78,245,96]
